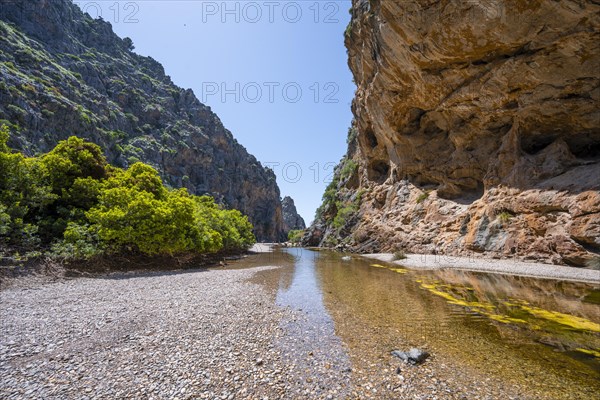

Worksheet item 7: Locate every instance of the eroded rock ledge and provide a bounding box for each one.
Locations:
[305,0,600,266]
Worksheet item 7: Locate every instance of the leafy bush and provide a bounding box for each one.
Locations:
[21,83,36,93]
[333,202,358,230]
[0,126,56,242]
[315,178,339,220]
[340,159,358,180]
[0,203,11,235]
[76,105,92,125]
[0,128,255,261]
[123,37,135,51]
[7,104,25,116]
[87,165,254,255]
[41,136,108,192]
[287,229,305,243]
[3,61,17,71]
[50,222,104,260]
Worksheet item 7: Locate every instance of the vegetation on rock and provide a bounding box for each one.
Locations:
[287,230,305,244]
[416,192,430,204]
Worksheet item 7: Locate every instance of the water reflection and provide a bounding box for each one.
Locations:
[315,251,600,398]
[242,248,600,398]
[274,249,351,392]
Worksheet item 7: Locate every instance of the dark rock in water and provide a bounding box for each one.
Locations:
[391,348,429,365]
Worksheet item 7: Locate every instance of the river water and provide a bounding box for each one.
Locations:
[236,248,600,398]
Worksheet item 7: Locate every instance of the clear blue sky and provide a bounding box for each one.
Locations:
[78,0,355,224]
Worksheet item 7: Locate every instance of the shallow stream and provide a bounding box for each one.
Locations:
[236,248,600,398]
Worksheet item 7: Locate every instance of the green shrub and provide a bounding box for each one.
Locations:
[50,222,103,259]
[322,179,338,204]
[0,120,20,132]
[287,229,305,243]
[125,112,138,123]
[340,159,358,180]
[21,83,36,93]
[0,132,255,260]
[123,37,135,51]
[3,61,17,71]
[107,130,127,142]
[83,162,254,255]
[7,104,25,116]
[41,109,54,118]
[346,126,358,144]
[416,192,429,204]
[0,125,55,243]
[76,105,92,125]
[0,203,11,235]
[344,22,352,38]
[497,211,513,223]
[8,85,20,96]
[65,54,82,61]
[41,136,108,193]
[333,202,357,230]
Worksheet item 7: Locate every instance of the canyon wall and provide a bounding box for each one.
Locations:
[306,0,600,266]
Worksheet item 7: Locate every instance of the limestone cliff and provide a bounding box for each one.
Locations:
[306,0,600,266]
[282,196,306,233]
[0,0,286,241]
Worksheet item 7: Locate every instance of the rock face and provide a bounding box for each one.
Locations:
[0,0,286,241]
[305,0,600,266]
[281,196,306,233]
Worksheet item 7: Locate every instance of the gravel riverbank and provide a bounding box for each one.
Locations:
[0,266,297,399]
[0,264,360,400]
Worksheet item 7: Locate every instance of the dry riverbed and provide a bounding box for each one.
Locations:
[0,257,590,399]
